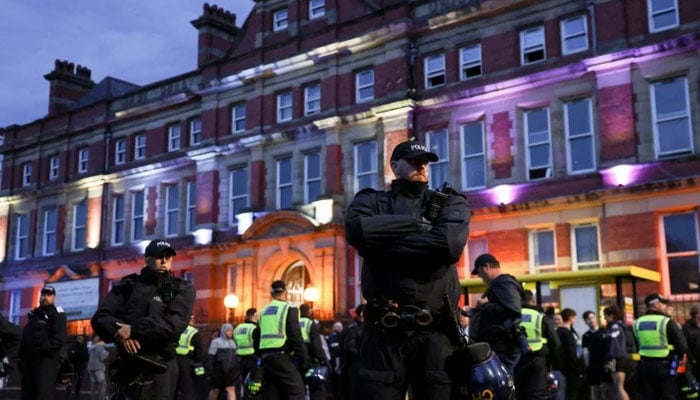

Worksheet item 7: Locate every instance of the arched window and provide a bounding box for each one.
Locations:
[282,261,310,306]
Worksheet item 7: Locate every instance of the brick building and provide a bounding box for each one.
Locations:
[0,0,699,333]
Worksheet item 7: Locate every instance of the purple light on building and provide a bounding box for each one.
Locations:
[491,184,518,205]
[600,164,642,187]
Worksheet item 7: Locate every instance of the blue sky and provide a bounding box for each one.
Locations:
[0,1,255,128]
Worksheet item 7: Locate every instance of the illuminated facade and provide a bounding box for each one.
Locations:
[1,0,699,332]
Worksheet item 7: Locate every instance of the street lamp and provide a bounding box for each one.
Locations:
[303,286,320,309]
[224,293,239,323]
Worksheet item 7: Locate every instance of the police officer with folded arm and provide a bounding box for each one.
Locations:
[633,293,688,400]
[91,239,195,400]
[344,139,471,400]
[253,280,308,400]
[19,285,67,400]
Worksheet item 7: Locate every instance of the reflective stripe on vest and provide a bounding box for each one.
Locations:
[176,325,198,355]
[299,317,312,343]
[634,314,673,358]
[259,300,290,350]
[234,322,256,356]
[520,308,547,351]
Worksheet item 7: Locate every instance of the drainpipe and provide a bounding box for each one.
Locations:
[586,0,598,55]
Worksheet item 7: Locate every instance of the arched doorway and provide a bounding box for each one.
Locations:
[282,261,310,306]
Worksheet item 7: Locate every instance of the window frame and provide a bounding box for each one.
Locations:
[49,156,59,181]
[571,223,601,270]
[524,107,552,181]
[459,43,482,80]
[424,53,446,89]
[650,77,694,158]
[112,194,125,245]
[232,103,246,133]
[131,190,145,243]
[168,124,181,152]
[78,148,89,173]
[15,214,28,260]
[165,184,179,238]
[427,129,450,190]
[560,14,589,55]
[277,91,293,123]
[309,0,325,19]
[229,167,250,226]
[564,97,596,174]
[134,134,146,160]
[73,200,87,251]
[520,26,546,65]
[187,181,196,233]
[43,207,57,256]
[115,138,127,165]
[304,151,322,203]
[304,83,321,116]
[461,121,487,190]
[355,69,375,104]
[354,140,378,191]
[190,118,202,146]
[277,157,293,210]
[273,8,288,31]
[529,228,557,273]
[22,163,31,186]
[661,211,700,295]
[647,0,679,33]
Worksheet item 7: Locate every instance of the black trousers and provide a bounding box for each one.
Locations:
[638,359,678,400]
[175,356,198,400]
[261,352,305,400]
[116,357,179,400]
[513,353,548,400]
[351,324,453,400]
[20,357,60,400]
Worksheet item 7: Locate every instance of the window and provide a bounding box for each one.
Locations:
[15,214,28,260]
[273,9,288,31]
[651,77,693,157]
[232,104,246,133]
[529,229,556,272]
[309,0,324,19]
[9,289,21,324]
[460,44,482,80]
[561,15,588,55]
[168,124,181,152]
[230,167,249,225]
[22,163,31,186]
[277,157,293,209]
[648,0,679,33]
[564,98,595,173]
[131,190,145,242]
[165,184,179,237]
[190,118,202,146]
[355,69,374,103]
[277,91,293,122]
[73,200,87,251]
[135,134,146,160]
[304,84,321,116]
[663,212,699,294]
[43,207,57,256]
[572,224,600,270]
[354,141,377,190]
[427,130,449,189]
[187,181,196,233]
[525,108,552,180]
[461,121,486,189]
[78,149,89,173]
[304,152,321,203]
[49,156,59,181]
[113,195,124,245]
[520,26,546,65]
[115,139,126,165]
[425,54,446,88]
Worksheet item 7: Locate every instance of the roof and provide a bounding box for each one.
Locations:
[70,76,140,110]
[460,265,661,293]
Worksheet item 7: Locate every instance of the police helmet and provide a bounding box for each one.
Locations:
[244,367,264,399]
[447,342,515,400]
[304,364,330,384]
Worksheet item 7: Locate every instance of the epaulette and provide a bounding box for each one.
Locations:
[55,306,65,313]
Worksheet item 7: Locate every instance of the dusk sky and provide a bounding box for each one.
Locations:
[1,1,255,128]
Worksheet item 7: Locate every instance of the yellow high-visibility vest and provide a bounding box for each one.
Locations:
[634,314,673,358]
[176,325,198,356]
[520,308,547,351]
[234,322,257,356]
[259,299,290,350]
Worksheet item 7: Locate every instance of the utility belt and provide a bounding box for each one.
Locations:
[365,299,441,332]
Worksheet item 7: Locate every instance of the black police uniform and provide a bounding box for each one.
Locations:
[345,177,471,400]
[513,304,561,400]
[0,312,21,376]
[91,265,195,400]
[175,324,205,400]
[301,314,330,400]
[19,301,67,400]
[341,315,364,400]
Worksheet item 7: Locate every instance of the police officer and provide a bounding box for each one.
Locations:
[175,315,205,400]
[470,253,524,375]
[344,139,471,400]
[514,290,561,400]
[234,308,259,397]
[633,293,688,400]
[92,239,196,400]
[299,304,330,400]
[253,280,308,400]
[19,285,68,400]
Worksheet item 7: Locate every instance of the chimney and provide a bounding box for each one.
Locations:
[43,60,95,117]
[191,3,240,67]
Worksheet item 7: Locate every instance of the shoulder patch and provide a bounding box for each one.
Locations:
[56,306,65,313]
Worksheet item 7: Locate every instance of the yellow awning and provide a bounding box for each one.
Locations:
[460,265,660,294]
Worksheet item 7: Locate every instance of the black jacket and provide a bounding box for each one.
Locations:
[91,266,195,360]
[0,313,20,360]
[683,318,700,362]
[19,304,67,361]
[344,179,471,310]
[470,273,523,354]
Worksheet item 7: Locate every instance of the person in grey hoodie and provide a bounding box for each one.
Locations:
[207,323,239,400]
[87,335,110,400]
